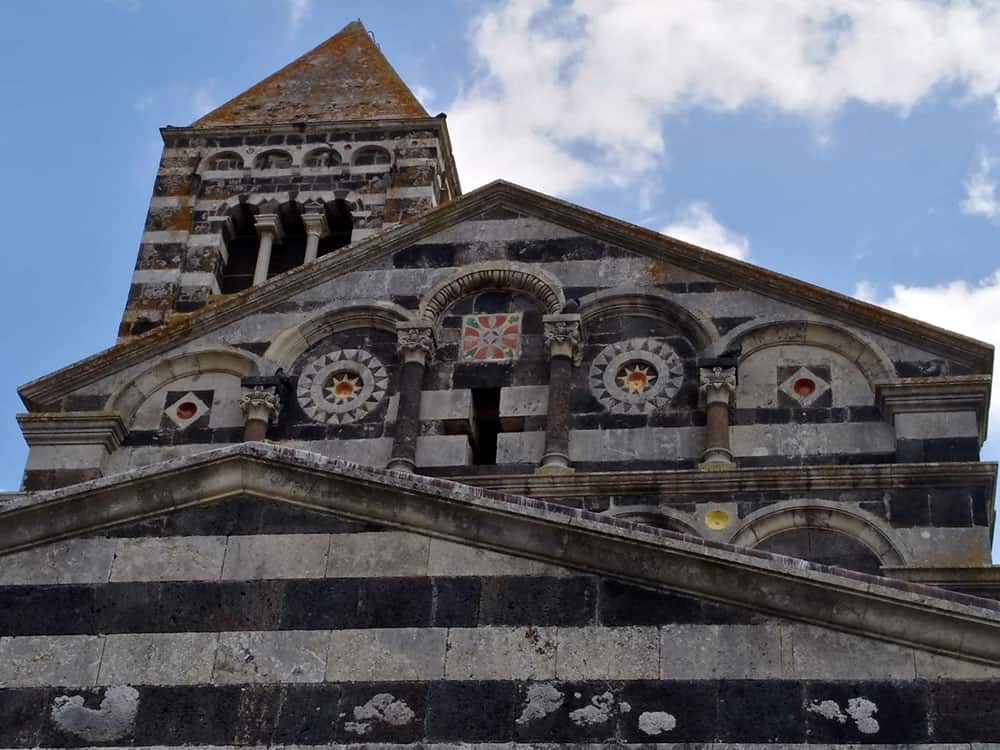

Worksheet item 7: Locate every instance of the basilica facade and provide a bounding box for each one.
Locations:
[3,20,999,747]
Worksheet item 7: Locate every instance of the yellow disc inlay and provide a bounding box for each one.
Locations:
[705,509,731,530]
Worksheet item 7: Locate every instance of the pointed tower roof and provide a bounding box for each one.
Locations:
[191,21,428,128]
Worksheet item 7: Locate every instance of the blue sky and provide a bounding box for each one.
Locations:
[2,1,999,553]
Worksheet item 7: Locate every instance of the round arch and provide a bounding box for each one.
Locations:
[419,261,565,321]
[714,319,895,386]
[265,301,415,370]
[106,347,261,427]
[579,289,718,353]
[727,500,905,567]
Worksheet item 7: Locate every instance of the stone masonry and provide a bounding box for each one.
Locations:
[7,17,1000,749]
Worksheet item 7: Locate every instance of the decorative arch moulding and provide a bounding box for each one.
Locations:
[418,262,566,321]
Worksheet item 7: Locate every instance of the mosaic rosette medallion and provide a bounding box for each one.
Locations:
[461,313,522,361]
[589,337,685,414]
[297,348,388,424]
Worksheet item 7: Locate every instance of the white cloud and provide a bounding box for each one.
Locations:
[661,203,749,260]
[448,0,1000,194]
[962,152,999,219]
[856,272,1000,456]
[288,0,312,31]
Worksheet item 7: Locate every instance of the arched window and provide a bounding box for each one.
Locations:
[755,528,883,575]
[255,150,293,170]
[206,151,244,170]
[317,199,354,257]
[303,148,341,168]
[353,146,391,166]
[219,203,259,293]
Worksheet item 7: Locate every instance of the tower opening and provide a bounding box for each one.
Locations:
[471,387,502,465]
[267,203,307,278]
[318,199,354,257]
[219,203,259,294]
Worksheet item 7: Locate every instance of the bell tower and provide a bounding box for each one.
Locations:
[120,20,461,339]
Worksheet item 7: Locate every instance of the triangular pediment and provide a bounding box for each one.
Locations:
[2,442,999,670]
[19,180,993,409]
[191,21,428,128]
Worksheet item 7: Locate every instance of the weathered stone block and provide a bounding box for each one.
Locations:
[499,385,549,416]
[326,531,429,578]
[221,534,330,580]
[0,635,104,687]
[415,435,472,467]
[98,632,218,685]
[326,627,446,681]
[110,536,226,582]
[213,630,328,683]
[444,626,557,680]
[661,624,782,679]
[0,539,115,585]
[427,538,569,577]
[555,626,658,679]
[496,430,546,464]
[419,389,473,421]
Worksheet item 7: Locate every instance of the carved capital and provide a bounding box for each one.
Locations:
[396,322,435,365]
[301,212,329,238]
[254,213,284,243]
[542,314,582,365]
[699,366,737,406]
[239,385,281,424]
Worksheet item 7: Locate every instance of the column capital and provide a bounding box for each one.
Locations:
[301,211,329,238]
[239,383,282,425]
[699,365,737,406]
[542,313,582,365]
[254,212,285,243]
[396,321,436,365]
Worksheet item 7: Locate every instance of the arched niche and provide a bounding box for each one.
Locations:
[106,347,261,428]
[727,500,905,569]
[579,289,718,353]
[419,262,565,322]
[265,302,414,370]
[718,320,894,385]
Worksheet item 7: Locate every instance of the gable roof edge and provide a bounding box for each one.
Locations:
[19,181,992,410]
[2,442,999,666]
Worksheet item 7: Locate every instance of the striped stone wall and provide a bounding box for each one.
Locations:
[0,496,998,746]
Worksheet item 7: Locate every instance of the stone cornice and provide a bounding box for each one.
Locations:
[160,115,462,198]
[451,460,998,499]
[1,443,998,665]
[16,411,127,452]
[18,181,992,410]
[877,375,993,442]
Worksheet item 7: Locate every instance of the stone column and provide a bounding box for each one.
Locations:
[252,213,283,286]
[387,321,435,473]
[239,382,282,442]
[537,314,582,475]
[302,212,329,263]
[699,365,737,469]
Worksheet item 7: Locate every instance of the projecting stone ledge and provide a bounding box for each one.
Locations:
[2,442,999,667]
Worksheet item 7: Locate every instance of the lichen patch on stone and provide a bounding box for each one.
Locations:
[344,693,415,735]
[516,683,565,724]
[638,710,677,736]
[50,685,139,742]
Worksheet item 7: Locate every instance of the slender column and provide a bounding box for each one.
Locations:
[699,365,737,469]
[239,382,282,442]
[388,321,435,473]
[252,213,283,286]
[302,212,329,263]
[537,314,582,475]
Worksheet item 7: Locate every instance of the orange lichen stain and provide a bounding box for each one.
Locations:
[171,204,193,231]
[191,21,427,128]
[649,261,669,284]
